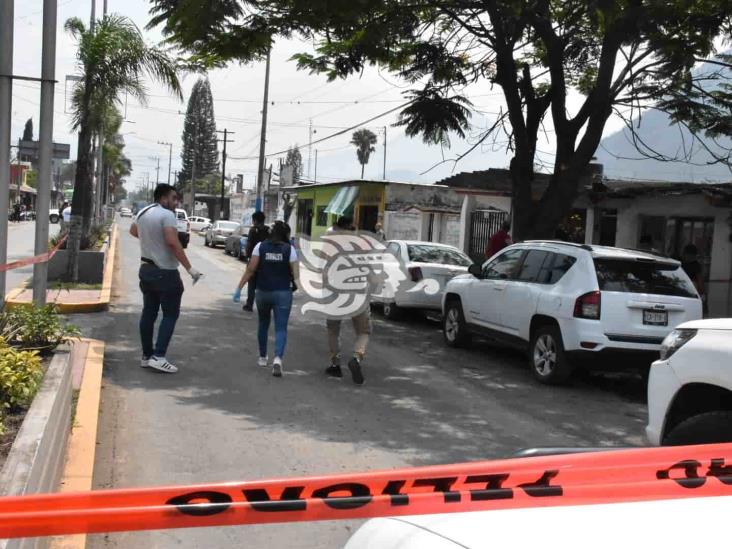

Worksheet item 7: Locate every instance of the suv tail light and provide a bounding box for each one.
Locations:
[574,291,601,319]
[408,266,423,282]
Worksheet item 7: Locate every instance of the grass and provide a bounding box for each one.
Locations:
[22,280,102,291]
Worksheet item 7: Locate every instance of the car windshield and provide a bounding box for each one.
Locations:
[407,244,472,266]
[218,222,239,230]
[594,258,697,298]
[176,211,186,220]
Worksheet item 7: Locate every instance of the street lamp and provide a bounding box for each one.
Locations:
[157,141,173,186]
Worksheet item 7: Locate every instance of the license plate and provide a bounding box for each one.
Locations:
[643,309,668,326]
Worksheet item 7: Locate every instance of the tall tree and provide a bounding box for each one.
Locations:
[350,128,377,179]
[148,0,732,240]
[283,145,303,184]
[22,118,33,141]
[179,78,219,193]
[65,15,181,280]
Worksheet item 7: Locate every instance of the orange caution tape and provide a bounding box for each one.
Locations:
[0,235,68,273]
[1,444,731,539]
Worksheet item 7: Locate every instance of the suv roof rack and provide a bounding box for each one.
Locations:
[523,240,594,251]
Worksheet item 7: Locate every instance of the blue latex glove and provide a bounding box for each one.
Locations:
[233,287,242,303]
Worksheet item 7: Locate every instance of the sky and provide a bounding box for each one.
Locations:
[10,0,642,194]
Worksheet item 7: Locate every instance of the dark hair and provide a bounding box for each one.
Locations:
[501,220,511,232]
[683,244,699,256]
[336,216,353,230]
[154,184,177,202]
[270,221,291,243]
[252,211,265,224]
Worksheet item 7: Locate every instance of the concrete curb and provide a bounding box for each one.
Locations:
[5,224,118,314]
[0,349,73,549]
[49,339,105,549]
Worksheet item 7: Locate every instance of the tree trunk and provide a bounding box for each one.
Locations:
[360,163,364,179]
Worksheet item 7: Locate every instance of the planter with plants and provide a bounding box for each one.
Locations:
[47,223,112,284]
[0,305,80,502]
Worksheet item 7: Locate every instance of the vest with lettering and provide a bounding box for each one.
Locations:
[256,240,292,292]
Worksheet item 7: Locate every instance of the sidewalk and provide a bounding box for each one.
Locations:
[5,226,117,313]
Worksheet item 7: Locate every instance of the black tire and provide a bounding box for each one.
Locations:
[205,237,210,247]
[662,411,732,446]
[49,214,59,224]
[529,324,572,385]
[382,302,402,320]
[443,300,471,348]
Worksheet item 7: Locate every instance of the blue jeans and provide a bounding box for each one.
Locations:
[139,264,184,358]
[255,289,293,359]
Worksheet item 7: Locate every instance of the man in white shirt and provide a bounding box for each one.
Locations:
[130,184,202,373]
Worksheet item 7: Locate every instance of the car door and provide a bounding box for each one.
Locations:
[464,248,525,330]
[501,249,550,338]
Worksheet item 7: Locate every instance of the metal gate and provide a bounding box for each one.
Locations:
[469,209,508,261]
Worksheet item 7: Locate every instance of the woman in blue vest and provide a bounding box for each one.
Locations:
[234,221,299,377]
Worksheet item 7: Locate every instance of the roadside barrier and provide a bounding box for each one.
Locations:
[0,443,731,538]
[0,235,68,273]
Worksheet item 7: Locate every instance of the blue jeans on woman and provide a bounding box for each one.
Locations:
[255,289,293,359]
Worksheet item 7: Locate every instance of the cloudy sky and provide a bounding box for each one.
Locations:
[11,0,638,194]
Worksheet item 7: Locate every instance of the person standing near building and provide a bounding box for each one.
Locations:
[234,221,299,377]
[485,220,513,259]
[374,222,386,242]
[130,184,203,373]
[59,201,70,232]
[242,211,270,312]
[681,244,707,315]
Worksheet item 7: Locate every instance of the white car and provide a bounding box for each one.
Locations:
[373,240,473,319]
[204,220,239,247]
[646,318,732,446]
[119,207,133,218]
[442,241,702,384]
[189,216,212,233]
[175,209,190,248]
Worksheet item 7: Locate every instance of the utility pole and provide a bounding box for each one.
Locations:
[90,0,95,30]
[307,119,313,180]
[256,48,271,213]
[149,156,160,185]
[0,0,14,304]
[383,126,387,180]
[314,149,318,184]
[217,128,235,219]
[33,0,57,305]
[158,141,172,185]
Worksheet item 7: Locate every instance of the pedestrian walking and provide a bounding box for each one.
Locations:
[323,217,370,385]
[12,203,20,223]
[130,184,203,374]
[62,202,72,226]
[374,222,386,242]
[234,221,299,377]
[59,201,69,233]
[242,211,270,312]
[485,220,512,259]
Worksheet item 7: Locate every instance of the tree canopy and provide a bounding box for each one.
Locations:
[179,78,220,192]
[22,118,33,142]
[351,128,378,178]
[148,0,732,238]
[283,145,303,184]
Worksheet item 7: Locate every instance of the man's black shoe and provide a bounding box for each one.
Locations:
[325,364,343,378]
[242,304,253,312]
[347,357,365,385]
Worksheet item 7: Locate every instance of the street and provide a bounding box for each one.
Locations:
[69,219,649,549]
[5,221,59,292]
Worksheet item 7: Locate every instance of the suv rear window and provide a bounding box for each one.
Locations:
[407,245,472,267]
[594,258,697,298]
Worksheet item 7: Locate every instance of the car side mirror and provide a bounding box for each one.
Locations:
[468,264,482,278]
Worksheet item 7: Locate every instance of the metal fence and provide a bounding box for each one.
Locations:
[469,209,508,261]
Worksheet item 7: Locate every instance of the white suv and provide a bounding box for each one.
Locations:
[647,318,732,446]
[175,209,190,248]
[442,241,702,384]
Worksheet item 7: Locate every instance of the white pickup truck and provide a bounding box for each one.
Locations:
[175,209,190,248]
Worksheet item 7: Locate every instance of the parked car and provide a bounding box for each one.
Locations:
[204,220,239,248]
[189,216,211,233]
[373,240,473,319]
[49,208,60,223]
[224,224,249,260]
[118,207,133,218]
[442,241,703,384]
[175,209,190,248]
[646,318,732,446]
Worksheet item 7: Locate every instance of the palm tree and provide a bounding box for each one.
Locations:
[350,128,378,179]
[64,15,182,281]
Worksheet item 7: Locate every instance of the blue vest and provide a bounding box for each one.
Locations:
[256,241,292,292]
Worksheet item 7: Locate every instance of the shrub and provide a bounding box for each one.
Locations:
[2,305,80,353]
[0,338,43,435]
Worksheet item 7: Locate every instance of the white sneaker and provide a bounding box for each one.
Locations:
[148,356,178,374]
[272,357,283,377]
[141,356,151,368]
[258,357,268,368]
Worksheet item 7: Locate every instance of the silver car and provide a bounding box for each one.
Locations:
[204,220,239,248]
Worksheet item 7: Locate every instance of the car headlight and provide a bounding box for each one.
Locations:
[659,329,697,361]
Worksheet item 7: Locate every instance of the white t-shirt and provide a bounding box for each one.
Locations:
[252,242,298,262]
[62,207,71,223]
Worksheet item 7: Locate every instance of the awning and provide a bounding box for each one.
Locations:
[324,185,359,216]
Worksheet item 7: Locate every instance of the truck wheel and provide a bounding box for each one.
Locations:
[529,324,572,384]
[662,411,732,446]
[382,302,402,320]
[49,214,59,224]
[443,300,471,348]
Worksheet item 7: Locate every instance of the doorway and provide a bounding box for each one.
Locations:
[358,205,379,233]
[297,199,314,236]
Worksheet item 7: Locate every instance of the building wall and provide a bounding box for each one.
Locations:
[457,193,513,252]
[385,210,422,241]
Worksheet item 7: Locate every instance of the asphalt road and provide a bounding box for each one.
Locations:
[76,218,649,548]
[4,220,60,292]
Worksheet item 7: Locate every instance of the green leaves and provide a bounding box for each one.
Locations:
[395,87,472,147]
[351,128,379,173]
[2,305,81,354]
